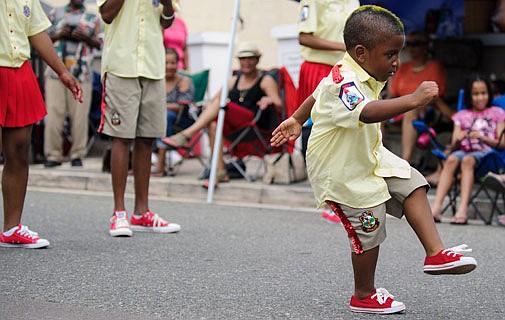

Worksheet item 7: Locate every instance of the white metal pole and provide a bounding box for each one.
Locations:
[207,0,241,203]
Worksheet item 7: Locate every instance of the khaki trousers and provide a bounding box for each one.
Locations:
[44,77,92,161]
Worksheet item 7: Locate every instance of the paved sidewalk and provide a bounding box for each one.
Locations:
[24,155,317,211]
[10,152,501,224]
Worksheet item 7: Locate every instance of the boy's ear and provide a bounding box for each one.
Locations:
[353,45,368,63]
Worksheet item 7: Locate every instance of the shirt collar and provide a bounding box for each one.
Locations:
[342,52,386,94]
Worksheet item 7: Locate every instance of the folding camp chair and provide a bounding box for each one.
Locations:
[430,143,505,219]
[476,172,505,225]
[467,150,505,224]
[221,67,296,182]
[222,101,274,181]
[417,86,505,221]
[165,69,210,175]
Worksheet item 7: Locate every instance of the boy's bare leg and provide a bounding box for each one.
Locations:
[351,246,379,299]
[1,126,32,231]
[111,137,132,212]
[132,137,154,215]
[403,187,444,256]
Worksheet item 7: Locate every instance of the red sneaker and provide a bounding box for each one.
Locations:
[130,210,181,233]
[424,246,477,275]
[0,225,49,249]
[109,211,132,237]
[350,288,406,314]
[321,209,341,224]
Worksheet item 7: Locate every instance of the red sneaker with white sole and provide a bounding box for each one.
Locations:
[350,288,406,314]
[0,224,50,249]
[423,246,477,275]
[130,210,181,233]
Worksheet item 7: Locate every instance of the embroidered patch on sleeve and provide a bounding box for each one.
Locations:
[359,211,380,232]
[339,82,364,111]
[300,5,309,21]
[332,64,344,84]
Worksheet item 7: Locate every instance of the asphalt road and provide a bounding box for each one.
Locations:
[1,190,504,320]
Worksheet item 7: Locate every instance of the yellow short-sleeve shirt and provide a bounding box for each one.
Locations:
[307,53,411,208]
[97,0,165,80]
[298,0,359,66]
[0,0,51,67]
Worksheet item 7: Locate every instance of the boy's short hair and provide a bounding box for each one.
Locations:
[344,5,404,51]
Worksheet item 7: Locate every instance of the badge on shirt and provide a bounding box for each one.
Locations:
[339,82,364,111]
[300,5,309,21]
[152,0,160,8]
[23,5,31,17]
[111,111,121,126]
[359,211,380,233]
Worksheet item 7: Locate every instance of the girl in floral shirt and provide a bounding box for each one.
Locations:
[432,74,505,224]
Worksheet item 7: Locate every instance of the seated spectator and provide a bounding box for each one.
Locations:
[162,42,283,186]
[387,30,454,165]
[163,11,189,71]
[431,75,505,225]
[152,48,194,177]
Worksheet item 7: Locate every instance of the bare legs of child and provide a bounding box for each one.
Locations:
[0,126,50,249]
[348,187,476,314]
[431,155,474,224]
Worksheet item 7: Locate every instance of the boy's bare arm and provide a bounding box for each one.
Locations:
[160,0,175,29]
[29,32,83,103]
[360,81,438,123]
[299,33,346,52]
[99,0,125,24]
[271,96,315,147]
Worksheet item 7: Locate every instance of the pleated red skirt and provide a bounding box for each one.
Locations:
[297,61,333,105]
[0,61,47,127]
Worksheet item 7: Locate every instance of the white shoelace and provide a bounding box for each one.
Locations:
[150,213,167,227]
[112,215,130,229]
[447,244,472,254]
[372,288,394,305]
[18,225,39,239]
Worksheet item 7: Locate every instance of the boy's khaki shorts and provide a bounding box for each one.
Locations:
[327,168,429,254]
[100,73,166,139]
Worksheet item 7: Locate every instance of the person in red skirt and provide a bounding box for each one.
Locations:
[0,0,82,249]
[297,0,359,223]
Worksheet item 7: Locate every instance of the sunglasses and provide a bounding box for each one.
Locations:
[406,40,428,47]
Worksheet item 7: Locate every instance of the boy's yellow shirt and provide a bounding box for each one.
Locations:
[0,0,51,67]
[307,53,411,209]
[298,0,359,66]
[97,0,165,80]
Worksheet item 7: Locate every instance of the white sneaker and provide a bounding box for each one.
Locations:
[109,211,133,237]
